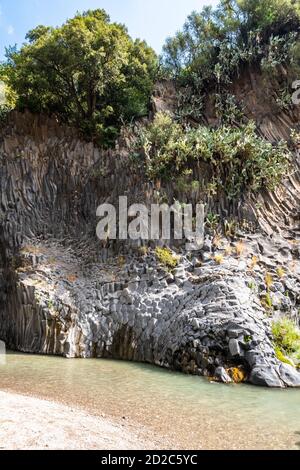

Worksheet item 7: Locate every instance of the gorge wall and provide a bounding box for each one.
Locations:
[1,72,300,388]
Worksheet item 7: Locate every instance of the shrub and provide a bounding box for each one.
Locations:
[276,267,286,278]
[134,113,291,199]
[272,317,300,366]
[0,104,11,126]
[224,219,238,238]
[206,213,220,232]
[214,254,224,265]
[162,1,300,122]
[212,233,222,249]
[135,112,190,180]
[265,292,273,309]
[155,247,179,269]
[274,346,295,367]
[248,280,257,291]
[261,291,273,311]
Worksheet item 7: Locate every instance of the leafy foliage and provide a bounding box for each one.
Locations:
[162,0,300,121]
[0,80,15,125]
[0,9,158,145]
[155,247,179,269]
[272,317,300,367]
[134,112,291,198]
[274,346,295,366]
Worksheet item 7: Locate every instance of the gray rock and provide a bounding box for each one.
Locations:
[278,364,300,387]
[215,367,232,384]
[245,350,260,367]
[202,236,212,253]
[249,366,284,388]
[0,114,298,388]
[229,338,241,357]
[227,327,244,339]
[192,318,200,330]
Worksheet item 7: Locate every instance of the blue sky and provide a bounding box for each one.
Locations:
[0,0,218,59]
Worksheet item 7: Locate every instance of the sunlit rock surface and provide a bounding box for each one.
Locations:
[0,104,300,388]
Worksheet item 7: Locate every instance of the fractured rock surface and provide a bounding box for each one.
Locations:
[0,111,300,388]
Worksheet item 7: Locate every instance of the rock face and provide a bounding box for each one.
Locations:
[0,107,300,388]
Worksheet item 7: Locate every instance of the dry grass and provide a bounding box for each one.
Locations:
[117,256,126,267]
[139,246,149,257]
[212,233,222,249]
[224,244,232,256]
[235,240,245,257]
[265,272,273,290]
[249,255,259,270]
[21,244,45,255]
[276,266,285,279]
[214,254,224,265]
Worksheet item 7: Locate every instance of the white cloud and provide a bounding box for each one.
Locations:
[7,25,14,35]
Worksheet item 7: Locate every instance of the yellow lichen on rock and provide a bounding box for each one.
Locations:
[227,367,246,383]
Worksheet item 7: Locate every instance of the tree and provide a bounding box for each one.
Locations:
[163,0,300,78]
[162,0,300,122]
[0,9,158,145]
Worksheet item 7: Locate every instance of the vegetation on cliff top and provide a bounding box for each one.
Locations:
[0,0,299,192]
[130,0,299,195]
[1,1,299,140]
[162,0,300,121]
[0,9,158,146]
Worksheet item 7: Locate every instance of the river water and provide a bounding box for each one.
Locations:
[0,352,300,449]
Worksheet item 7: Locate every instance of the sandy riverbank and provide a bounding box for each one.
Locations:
[0,390,160,450]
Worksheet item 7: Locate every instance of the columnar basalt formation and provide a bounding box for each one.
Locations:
[0,102,300,388]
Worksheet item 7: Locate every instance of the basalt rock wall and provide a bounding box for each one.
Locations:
[0,84,300,387]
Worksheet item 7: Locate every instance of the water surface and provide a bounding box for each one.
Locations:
[1,352,300,449]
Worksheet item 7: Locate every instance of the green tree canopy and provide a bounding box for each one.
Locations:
[163,0,300,77]
[162,0,300,122]
[0,9,158,145]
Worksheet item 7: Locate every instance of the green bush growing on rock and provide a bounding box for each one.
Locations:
[134,112,291,199]
[162,0,300,122]
[206,213,220,232]
[272,317,300,367]
[248,280,257,291]
[274,346,295,367]
[264,292,273,310]
[155,247,179,270]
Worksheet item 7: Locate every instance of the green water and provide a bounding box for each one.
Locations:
[0,352,300,449]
